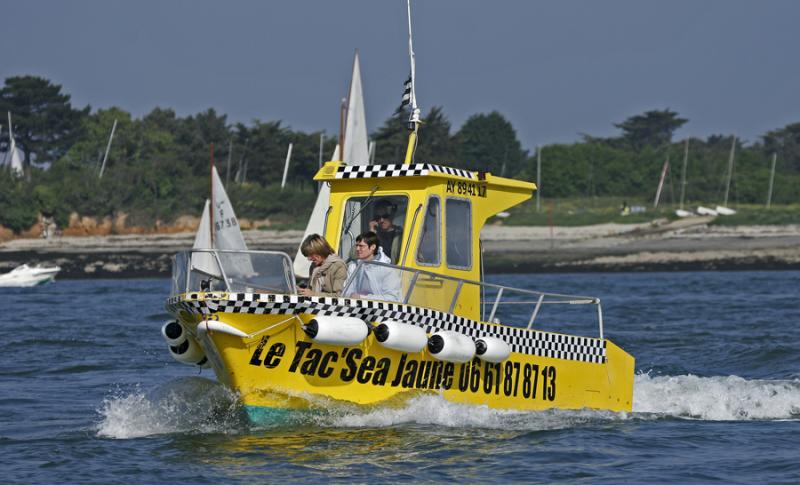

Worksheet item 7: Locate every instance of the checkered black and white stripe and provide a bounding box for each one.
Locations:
[166,293,607,364]
[335,163,475,180]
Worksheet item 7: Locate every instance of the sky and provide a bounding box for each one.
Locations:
[2,0,799,152]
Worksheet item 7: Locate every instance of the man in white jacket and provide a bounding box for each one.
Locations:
[345,231,402,302]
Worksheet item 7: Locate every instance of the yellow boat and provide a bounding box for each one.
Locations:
[162,2,633,420]
[163,156,634,420]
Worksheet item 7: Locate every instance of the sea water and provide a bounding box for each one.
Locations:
[2,272,798,483]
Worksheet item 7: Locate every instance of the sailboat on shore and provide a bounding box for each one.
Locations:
[4,112,24,176]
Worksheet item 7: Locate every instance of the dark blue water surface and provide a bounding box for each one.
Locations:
[2,272,799,483]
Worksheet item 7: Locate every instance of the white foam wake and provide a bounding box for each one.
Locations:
[97,374,800,438]
[314,395,627,431]
[96,377,242,439]
[633,373,800,420]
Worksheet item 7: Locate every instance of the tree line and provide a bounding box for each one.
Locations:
[1,75,798,233]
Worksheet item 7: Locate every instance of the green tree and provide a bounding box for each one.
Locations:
[0,170,38,231]
[373,107,411,162]
[614,109,688,150]
[239,120,292,186]
[175,108,231,175]
[65,107,135,175]
[452,111,526,176]
[0,76,89,172]
[415,106,454,164]
[761,122,800,173]
[374,106,457,164]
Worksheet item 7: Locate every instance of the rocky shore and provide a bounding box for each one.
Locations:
[1,217,799,278]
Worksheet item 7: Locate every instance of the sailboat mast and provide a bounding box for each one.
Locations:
[536,146,542,213]
[98,119,118,179]
[679,138,689,210]
[226,139,233,186]
[318,133,325,169]
[766,152,777,209]
[209,143,215,247]
[723,136,736,207]
[654,157,669,208]
[0,123,5,165]
[281,143,293,190]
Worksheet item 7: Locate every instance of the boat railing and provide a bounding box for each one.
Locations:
[343,260,605,339]
[171,250,297,295]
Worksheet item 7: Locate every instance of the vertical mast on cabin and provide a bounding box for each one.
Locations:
[403,0,421,164]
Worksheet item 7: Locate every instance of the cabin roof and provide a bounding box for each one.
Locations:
[315,161,536,196]
[316,162,476,181]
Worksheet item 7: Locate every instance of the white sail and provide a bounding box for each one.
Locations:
[211,165,248,252]
[293,53,372,278]
[293,144,340,278]
[191,199,218,276]
[342,52,370,165]
[192,167,253,279]
[8,144,23,176]
[6,112,23,176]
[211,166,253,277]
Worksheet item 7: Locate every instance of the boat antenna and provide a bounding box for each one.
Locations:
[402,0,421,164]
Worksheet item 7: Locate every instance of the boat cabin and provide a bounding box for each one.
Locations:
[316,161,536,321]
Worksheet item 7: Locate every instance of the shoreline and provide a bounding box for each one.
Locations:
[2,218,799,278]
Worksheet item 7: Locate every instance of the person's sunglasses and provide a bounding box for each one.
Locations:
[376,214,391,220]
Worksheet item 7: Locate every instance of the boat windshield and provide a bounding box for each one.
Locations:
[339,194,408,265]
[171,250,296,295]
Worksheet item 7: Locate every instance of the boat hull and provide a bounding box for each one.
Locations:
[167,292,634,416]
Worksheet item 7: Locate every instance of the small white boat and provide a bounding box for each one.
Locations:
[715,205,737,216]
[0,264,61,287]
[696,206,718,216]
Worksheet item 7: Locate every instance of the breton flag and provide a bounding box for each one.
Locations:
[400,75,412,109]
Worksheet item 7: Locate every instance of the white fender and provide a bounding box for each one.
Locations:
[161,320,185,346]
[475,336,511,363]
[304,316,368,345]
[196,320,248,338]
[168,335,210,368]
[374,320,428,353]
[427,330,476,363]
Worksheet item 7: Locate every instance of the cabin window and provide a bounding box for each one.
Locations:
[446,198,472,269]
[416,196,440,266]
[339,194,408,264]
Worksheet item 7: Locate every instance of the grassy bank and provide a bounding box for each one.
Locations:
[497,198,800,226]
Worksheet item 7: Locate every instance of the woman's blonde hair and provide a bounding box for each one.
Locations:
[300,234,334,258]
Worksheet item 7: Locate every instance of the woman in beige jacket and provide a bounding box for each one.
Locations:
[298,234,348,297]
